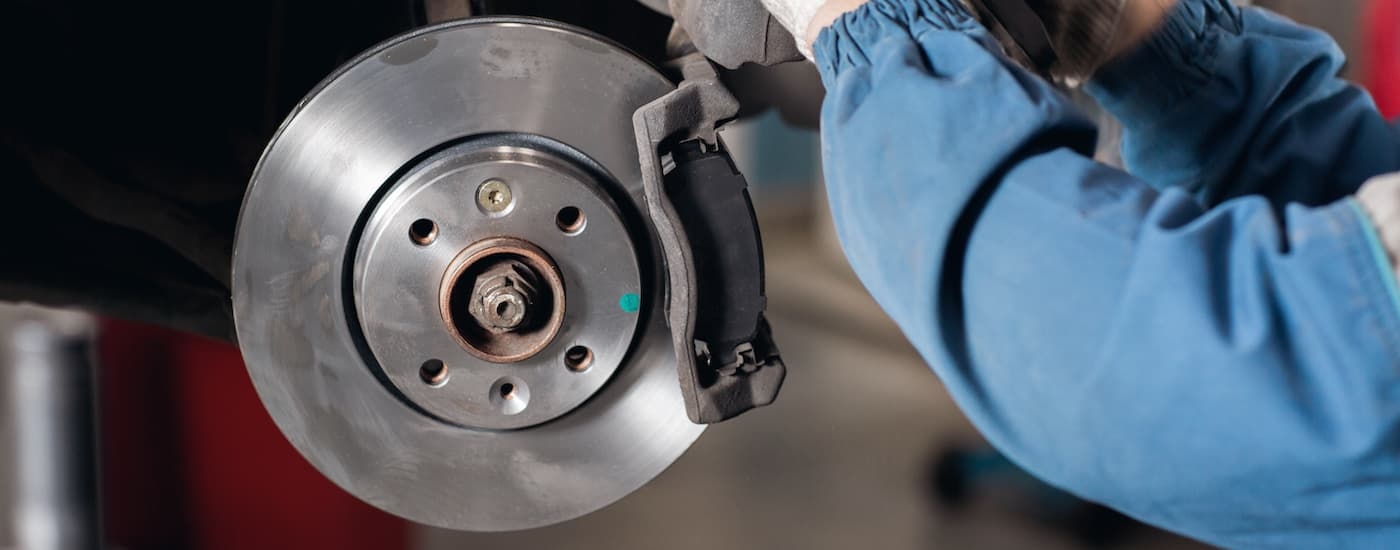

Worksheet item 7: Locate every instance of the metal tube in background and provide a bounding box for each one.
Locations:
[1,306,100,550]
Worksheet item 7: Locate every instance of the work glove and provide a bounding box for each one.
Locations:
[665,0,806,67]
[1358,173,1400,283]
[753,0,830,58]
[732,0,1159,81]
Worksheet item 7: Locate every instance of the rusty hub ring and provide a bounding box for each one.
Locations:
[440,237,566,363]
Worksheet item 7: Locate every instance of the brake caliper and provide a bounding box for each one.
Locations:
[633,54,786,424]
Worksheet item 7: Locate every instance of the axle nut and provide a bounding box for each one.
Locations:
[467,261,542,333]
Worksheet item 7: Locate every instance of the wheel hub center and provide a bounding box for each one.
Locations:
[351,139,645,431]
[442,237,565,363]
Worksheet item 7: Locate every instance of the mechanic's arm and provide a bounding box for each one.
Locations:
[810,0,1400,547]
[1086,0,1400,208]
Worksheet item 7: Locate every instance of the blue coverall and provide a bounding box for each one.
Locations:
[813,0,1400,546]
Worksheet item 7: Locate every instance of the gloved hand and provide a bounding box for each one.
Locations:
[744,0,873,58]
[665,0,805,67]
[752,0,835,58]
[1357,173,1400,283]
[753,0,1177,80]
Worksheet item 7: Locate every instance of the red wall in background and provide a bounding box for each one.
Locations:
[100,320,408,550]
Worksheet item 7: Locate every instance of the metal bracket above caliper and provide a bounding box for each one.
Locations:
[632,53,786,424]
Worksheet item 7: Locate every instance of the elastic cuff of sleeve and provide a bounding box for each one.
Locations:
[813,0,979,83]
[1086,0,1240,122]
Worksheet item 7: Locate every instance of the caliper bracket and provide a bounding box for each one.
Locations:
[632,54,786,424]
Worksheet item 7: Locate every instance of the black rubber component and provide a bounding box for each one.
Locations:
[663,140,784,423]
[666,142,763,369]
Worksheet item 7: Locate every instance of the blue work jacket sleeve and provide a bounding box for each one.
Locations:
[813,0,1400,547]
[1086,0,1400,210]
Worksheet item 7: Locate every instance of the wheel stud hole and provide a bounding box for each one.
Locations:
[419,359,449,387]
[564,345,594,372]
[489,377,528,415]
[556,207,586,235]
[409,218,438,246]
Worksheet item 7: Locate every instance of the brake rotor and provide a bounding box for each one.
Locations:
[232,18,703,531]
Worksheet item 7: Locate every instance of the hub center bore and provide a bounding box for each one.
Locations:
[441,237,566,363]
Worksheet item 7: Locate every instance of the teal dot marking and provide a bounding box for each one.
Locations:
[619,293,641,313]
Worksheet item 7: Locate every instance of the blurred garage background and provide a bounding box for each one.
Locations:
[0,1,1386,548]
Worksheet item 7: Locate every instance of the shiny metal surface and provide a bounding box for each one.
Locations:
[355,143,643,429]
[232,18,704,531]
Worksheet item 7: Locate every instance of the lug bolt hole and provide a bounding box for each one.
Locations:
[556,206,586,235]
[409,218,438,246]
[564,345,594,372]
[419,359,449,387]
[489,377,528,415]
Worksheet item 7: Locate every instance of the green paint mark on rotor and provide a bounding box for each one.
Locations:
[619,293,641,313]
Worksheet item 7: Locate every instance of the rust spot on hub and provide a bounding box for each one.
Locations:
[440,237,565,363]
